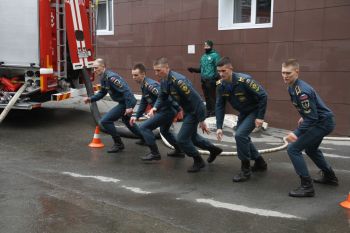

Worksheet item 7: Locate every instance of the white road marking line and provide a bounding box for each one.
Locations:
[335,169,350,173]
[324,153,350,159]
[121,185,152,194]
[62,172,151,194]
[62,172,120,183]
[319,147,335,150]
[196,199,304,220]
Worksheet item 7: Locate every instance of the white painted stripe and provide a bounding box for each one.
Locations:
[318,147,335,150]
[121,185,151,194]
[62,172,120,183]
[73,0,85,66]
[336,169,350,173]
[196,199,303,220]
[74,0,83,30]
[68,0,84,67]
[324,153,350,159]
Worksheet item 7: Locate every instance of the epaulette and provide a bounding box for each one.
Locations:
[294,85,302,95]
[238,77,246,83]
[216,79,222,86]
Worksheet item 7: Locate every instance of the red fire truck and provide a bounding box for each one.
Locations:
[0,0,99,121]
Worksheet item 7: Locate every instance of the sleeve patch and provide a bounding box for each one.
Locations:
[249,81,260,92]
[301,100,311,114]
[110,77,122,88]
[149,85,158,95]
[176,80,190,95]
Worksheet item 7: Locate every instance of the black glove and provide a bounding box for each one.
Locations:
[187,67,195,73]
[187,67,200,73]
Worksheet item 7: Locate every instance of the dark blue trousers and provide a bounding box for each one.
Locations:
[235,111,260,161]
[287,117,335,177]
[100,103,142,138]
[177,113,215,157]
[139,108,178,147]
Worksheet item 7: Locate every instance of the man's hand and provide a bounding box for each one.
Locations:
[146,108,157,118]
[298,117,304,127]
[83,97,91,104]
[124,108,133,116]
[255,118,264,128]
[216,129,223,141]
[286,132,298,143]
[199,121,210,134]
[129,117,137,126]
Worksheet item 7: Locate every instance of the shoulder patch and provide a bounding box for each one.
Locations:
[148,85,158,95]
[216,79,222,86]
[110,77,122,88]
[176,79,190,95]
[249,81,260,92]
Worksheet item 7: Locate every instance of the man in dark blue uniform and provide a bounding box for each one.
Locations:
[153,57,222,173]
[84,58,143,153]
[282,59,338,198]
[129,63,185,161]
[215,57,268,182]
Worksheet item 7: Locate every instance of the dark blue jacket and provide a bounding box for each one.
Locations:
[91,69,136,109]
[288,79,334,137]
[136,77,180,118]
[155,70,206,122]
[135,77,159,118]
[216,72,267,129]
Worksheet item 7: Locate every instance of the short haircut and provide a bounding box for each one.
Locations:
[216,57,232,67]
[94,58,106,67]
[153,57,168,66]
[282,59,300,70]
[133,63,146,73]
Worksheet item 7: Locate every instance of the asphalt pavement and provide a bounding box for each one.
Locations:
[0,99,349,233]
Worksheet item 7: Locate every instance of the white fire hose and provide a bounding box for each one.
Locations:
[160,115,350,156]
[0,83,28,124]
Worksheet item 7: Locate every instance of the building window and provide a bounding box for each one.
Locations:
[96,0,114,35]
[219,0,273,30]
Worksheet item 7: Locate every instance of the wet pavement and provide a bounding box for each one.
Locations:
[0,99,349,233]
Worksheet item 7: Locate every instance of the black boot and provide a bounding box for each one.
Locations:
[167,145,185,158]
[187,155,206,173]
[289,176,315,197]
[251,156,267,172]
[108,137,124,153]
[232,160,251,182]
[313,168,338,186]
[141,144,161,161]
[207,146,223,163]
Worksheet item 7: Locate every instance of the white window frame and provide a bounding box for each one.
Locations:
[218,0,274,30]
[96,0,114,36]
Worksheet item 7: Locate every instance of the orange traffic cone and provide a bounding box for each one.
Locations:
[88,126,104,148]
[340,193,350,209]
